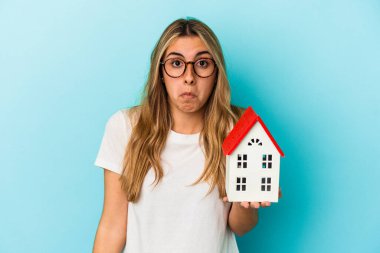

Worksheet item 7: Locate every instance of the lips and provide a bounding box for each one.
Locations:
[181,92,196,98]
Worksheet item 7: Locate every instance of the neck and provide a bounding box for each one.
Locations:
[170,107,204,134]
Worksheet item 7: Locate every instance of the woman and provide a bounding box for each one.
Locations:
[93,18,276,253]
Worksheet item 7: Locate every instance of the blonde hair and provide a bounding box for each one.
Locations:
[120,18,243,202]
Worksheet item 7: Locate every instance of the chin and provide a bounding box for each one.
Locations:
[180,106,198,113]
[178,103,201,113]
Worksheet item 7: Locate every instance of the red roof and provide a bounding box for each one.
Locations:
[222,106,284,157]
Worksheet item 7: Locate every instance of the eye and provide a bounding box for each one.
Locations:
[169,59,184,68]
[196,59,210,68]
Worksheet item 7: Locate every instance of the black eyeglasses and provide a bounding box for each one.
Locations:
[160,58,217,78]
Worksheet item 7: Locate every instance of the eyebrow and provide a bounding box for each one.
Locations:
[165,50,211,59]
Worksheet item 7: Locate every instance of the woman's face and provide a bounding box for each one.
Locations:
[162,36,216,115]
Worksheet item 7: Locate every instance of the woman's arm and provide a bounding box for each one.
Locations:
[93,170,128,253]
[226,200,259,237]
[225,188,282,237]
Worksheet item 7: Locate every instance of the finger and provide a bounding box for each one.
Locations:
[250,202,260,209]
[222,196,229,203]
[261,201,271,207]
[240,202,250,208]
[279,187,283,198]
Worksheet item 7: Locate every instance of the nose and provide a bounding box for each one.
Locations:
[184,62,195,85]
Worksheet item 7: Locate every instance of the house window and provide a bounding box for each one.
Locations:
[261,177,271,191]
[237,154,247,168]
[262,154,272,169]
[248,138,262,146]
[236,177,247,191]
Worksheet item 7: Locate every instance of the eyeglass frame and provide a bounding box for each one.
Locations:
[160,58,217,78]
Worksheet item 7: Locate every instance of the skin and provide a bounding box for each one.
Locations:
[162,35,283,236]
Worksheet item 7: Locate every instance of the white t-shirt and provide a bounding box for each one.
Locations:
[94,109,239,253]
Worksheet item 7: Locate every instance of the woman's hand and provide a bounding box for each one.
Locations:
[223,187,283,209]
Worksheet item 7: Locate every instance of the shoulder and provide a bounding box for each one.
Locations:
[230,104,245,119]
[226,104,245,131]
[124,105,142,128]
[104,110,127,134]
[106,106,142,132]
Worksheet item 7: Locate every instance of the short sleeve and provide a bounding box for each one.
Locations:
[94,110,131,175]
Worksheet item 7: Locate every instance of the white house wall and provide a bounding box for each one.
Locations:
[227,122,281,202]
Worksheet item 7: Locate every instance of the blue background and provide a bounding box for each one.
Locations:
[1,1,379,252]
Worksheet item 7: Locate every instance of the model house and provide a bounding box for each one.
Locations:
[222,106,284,202]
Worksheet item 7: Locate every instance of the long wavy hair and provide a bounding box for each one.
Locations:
[120,18,243,202]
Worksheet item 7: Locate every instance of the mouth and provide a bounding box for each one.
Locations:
[180,92,196,99]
